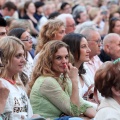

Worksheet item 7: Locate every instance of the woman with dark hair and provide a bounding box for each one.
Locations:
[109,17,120,34]
[62,33,97,109]
[60,2,72,14]
[8,28,33,85]
[23,1,39,36]
[94,60,120,120]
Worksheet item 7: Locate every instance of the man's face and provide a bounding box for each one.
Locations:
[107,36,120,60]
[87,31,101,58]
[0,26,7,39]
[66,17,75,34]
[79,11,88,23]
[62,4,72,14]
[8,9,15,17]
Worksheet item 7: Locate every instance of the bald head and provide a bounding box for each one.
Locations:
[103,33,120,60]
[103,33,120,48]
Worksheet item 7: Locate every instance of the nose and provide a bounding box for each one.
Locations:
[21,56,26,63]
[98,40,102,46]
[87,47,91,53]
[29,37,33,43]
[62,57,67,63]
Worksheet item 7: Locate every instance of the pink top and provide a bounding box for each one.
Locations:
[84,55,103,80]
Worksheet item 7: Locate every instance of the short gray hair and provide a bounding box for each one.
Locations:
[56,13,73,26]
[80,27,98,40]
[75,21,96,33]
[72,5,86,18]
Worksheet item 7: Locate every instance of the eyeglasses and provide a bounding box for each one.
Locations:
[21,36,32,42]
[66,24,76,28]
[88,39,103,44]
[0,32,6,36]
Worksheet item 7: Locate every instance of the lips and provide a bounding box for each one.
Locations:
[19,64,24,68]
[59,64,67,69]
[86,54,89,57]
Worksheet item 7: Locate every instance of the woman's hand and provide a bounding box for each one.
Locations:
[65,63,80,107]
[65,63,78,83]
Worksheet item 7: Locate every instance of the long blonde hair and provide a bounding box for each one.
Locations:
[29,40,72,95]
[35,19,65,54]
[0,36,25,86]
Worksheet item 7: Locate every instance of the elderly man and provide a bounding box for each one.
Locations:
[56,13,75,34]
[99,33,120,62]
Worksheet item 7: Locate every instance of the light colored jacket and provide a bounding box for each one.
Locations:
[95,98,120,120]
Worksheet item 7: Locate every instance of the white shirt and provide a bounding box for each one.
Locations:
[23,52,34,80]
[0,78,33,120]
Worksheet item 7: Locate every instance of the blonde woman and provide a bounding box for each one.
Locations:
[0,36,33,120]
[34,19,66,65]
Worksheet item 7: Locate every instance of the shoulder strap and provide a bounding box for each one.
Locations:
[93,87,100,104]
[83,84,94,97]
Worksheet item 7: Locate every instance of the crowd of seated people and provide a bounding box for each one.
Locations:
[1,0,120,120]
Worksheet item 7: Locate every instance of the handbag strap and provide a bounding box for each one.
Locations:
[83,84,94,97]
[93,87,100,104]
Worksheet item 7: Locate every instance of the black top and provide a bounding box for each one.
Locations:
[22,14,38,29]
[34,13,43,21]
[98,49,111,62]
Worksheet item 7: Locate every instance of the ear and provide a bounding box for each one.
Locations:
[111,87,120,97]
[104,44,110,54]
[76,18,81,23]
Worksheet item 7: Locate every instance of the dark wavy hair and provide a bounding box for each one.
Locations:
[109,17,120,33]
[62,33,86,75]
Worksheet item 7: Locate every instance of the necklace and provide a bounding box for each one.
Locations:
[4,78,16,85]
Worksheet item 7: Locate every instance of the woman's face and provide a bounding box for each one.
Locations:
[79,38,91,63]
[63,4,72,14]
[7,46,26,75]
[112,20,120,34]
[53,26,66,40]
[52,47,69,76]
[27,3,36,14]
[20,31,33,51]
